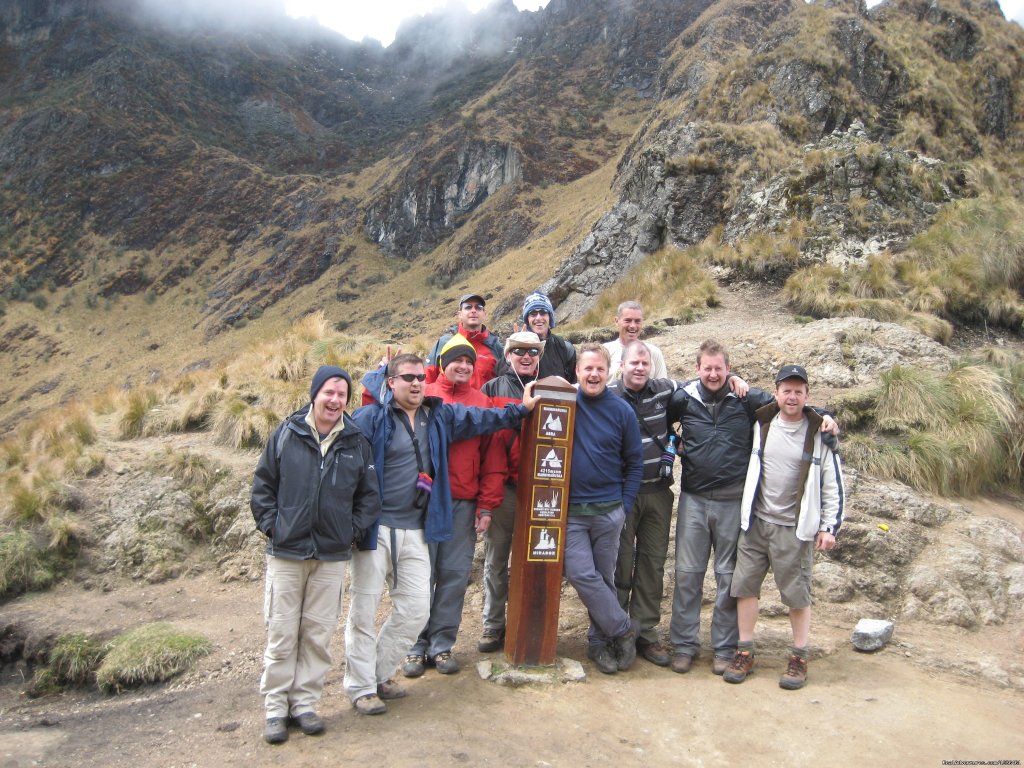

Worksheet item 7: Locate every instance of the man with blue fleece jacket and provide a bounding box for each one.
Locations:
[566,343,644,675]
[344,353,538,716]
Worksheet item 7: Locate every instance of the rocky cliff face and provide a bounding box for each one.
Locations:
[543,0,1023,319]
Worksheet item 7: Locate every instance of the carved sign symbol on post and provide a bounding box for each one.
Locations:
[534,446,567,480]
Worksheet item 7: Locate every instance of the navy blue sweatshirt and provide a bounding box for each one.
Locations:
[568,387,643,513]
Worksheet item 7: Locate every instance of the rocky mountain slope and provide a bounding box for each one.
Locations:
[1,0,1021,425]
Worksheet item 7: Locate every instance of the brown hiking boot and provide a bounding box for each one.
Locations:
[353,694,387,716]
[377,678,407,700]
[779,654,808,690]
[670,653,694,674]
[477,629,505,653]
[712,654,734,676]
[722,650,755,684]
[637,639,671,667]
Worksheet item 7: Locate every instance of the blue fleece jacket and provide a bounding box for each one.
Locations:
[352,367,527,546]
[568,387,643,513]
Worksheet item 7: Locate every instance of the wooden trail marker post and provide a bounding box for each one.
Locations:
[504,377,576,666]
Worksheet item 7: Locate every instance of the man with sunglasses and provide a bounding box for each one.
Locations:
[345,353,538,716]
[425,293,503,389]
[476,331,546,652]
[400,336,506,679]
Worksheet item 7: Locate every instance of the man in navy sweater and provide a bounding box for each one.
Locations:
[565,343,644,675]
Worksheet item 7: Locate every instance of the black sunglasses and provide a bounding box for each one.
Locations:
[391,373,426,382]
[510,348,540,357]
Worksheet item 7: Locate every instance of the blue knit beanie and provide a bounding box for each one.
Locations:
[522,291,556,328]
[310,365,353,404]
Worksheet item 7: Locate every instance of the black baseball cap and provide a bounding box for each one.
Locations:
[459,293,485,307]
[775,364,808,385]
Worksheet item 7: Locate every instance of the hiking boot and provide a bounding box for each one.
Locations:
[613,620,639,670]
[723,650,755,684]
[670,653,694,674]
[712,654,734,676]
[779,654,808,690]
[263,717,289,744]
[478,628,505,653]
[587,644,618,675]
[402,654,425,678]
[433,650,460,675]
[377,678,407,700]
[637,639,671,667]
[353,693,387,715]
[289,711,324,736]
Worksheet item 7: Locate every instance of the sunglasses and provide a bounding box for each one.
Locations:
[391,373,426,382]
[461,303,485,311]
[527,309,549,318]
[510,348,540,357]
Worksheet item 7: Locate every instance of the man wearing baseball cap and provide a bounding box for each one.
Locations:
[724,364,845,690]
[424,293,503,388]
[251,366,380,744]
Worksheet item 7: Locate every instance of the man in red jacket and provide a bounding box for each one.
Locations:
[477,331,544,652]
[424,293,503,388]
[401,335,507,676]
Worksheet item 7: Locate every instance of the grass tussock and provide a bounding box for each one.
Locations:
[154,447,225,491]
[839,359,1024,495]
[96,622,211,693]
[784,193,1024,338]
[580,245,719,327]
[0,530,59,597]
[695,223,807,282]
[119,389,157,439]
[28,631,106,696]
[213,397,281,450]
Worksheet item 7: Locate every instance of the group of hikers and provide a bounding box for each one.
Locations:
[250,292,845,744]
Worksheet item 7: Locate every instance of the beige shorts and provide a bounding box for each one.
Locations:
[731,515,813,608]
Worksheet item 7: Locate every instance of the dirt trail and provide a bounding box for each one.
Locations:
[2,283,1023,767]
[2,568,1023,767]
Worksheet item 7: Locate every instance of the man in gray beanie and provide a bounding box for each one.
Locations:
[251,365,380,744]
[517,290,577,383]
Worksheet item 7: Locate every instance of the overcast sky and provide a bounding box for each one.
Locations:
[283,0,1023,46]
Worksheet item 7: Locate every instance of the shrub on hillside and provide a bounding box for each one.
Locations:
[783,194,1024,339]
[838,361,1022,495]
[581,245,718,327]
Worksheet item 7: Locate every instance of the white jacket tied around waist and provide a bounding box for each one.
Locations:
[739,404,845,542]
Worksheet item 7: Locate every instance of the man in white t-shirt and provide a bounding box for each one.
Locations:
[603,301,667,379]
[724,364,845,691]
